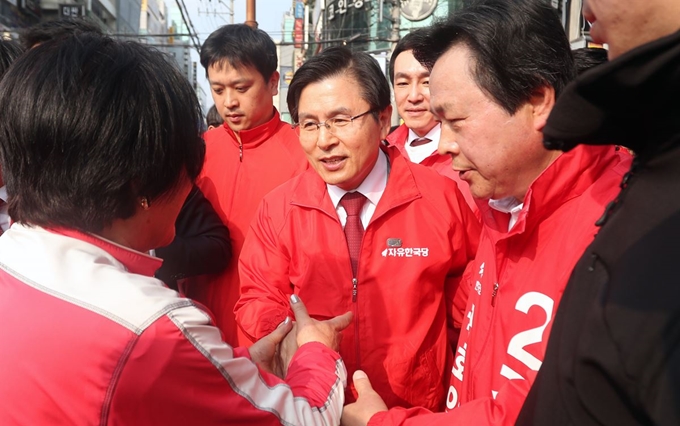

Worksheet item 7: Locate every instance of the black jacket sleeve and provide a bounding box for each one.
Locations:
[155,185,231,290]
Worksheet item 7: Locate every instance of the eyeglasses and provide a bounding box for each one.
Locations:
[293,109,374,138]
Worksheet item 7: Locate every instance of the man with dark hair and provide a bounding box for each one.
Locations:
[386,30,476,213]
[19,17,103,48]
[188,24,308,347]
[342,1,632,425]
[518,0,680,424]
[234,46,479,412]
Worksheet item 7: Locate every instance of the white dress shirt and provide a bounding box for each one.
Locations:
[327,150,388,229]
[404,123,441,164]
[488,196,524,231]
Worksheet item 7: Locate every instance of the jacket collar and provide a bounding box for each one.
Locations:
[222,108,285,149]
[290,146,420,223]
[386,123,443,163]
[543,30,680,161]
[384,124,410,153]
[479,145,621,239]
[49,228,162,277]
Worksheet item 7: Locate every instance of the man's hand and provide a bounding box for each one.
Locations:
[290,294,352,350]
[342,370,388,426]
[255,295,352,379]
[248,316,293,377]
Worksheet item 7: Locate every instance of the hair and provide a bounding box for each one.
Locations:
[389,29,429,85]
[0,39,24,78]
[200,24,277,81]
[206,105,223,128]
[572,47,608,75]
[413,0,575,115]
[287,46,391,123]
[19,17,103,49]
[0,34,205,233]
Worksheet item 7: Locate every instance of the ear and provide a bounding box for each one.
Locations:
[529,85,555,132]
[269,71,280,97]
[378,105,393,140]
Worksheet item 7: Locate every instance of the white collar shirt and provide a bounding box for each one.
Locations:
[327,149,388,229]
[488,196,524,231]
[404,123,441,164]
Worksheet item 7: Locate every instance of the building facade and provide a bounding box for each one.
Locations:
[0,0,41,33]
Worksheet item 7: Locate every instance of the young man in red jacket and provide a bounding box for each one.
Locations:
[234,47,480,412]
[185,25,308,347]
[341,1,633,425]
[385,31,476,213]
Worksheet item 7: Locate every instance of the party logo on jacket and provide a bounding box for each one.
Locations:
[381,238,429,257]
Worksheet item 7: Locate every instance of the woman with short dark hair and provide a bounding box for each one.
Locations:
[0,34,350,425]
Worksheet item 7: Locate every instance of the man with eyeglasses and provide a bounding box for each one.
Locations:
[234,46,480,412]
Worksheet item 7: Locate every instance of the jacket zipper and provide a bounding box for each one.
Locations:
[290,184,417,370]
[350,218,367,370]
[352,276,360,368]
[239,141,243,162]
[595,166,635,227]
[491,241,508,308]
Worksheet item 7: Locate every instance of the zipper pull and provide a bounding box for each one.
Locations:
[491,283,499,307]
[352,278,358,302]
[239,142,243,162]
[595,200,617,227]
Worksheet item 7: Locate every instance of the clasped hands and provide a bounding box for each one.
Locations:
[248,295,388,426]
[248,294,350,379]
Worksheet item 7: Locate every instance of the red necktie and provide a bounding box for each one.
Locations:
[340,192,367,277]
[410,137,432,147]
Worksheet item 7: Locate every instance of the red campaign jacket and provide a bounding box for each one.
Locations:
[386,124,477,215]
[185,110,308,347]
[0,225,346,425]
[368,145,632,425]
[235,147,480,411]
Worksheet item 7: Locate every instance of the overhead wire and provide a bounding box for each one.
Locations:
[174,0,202,53]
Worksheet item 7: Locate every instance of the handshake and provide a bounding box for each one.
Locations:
[247,294,352,378]
[247,295,388,426]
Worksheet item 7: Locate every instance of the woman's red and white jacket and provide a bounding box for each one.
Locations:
[368,145,632,425]
[0,225,346,425]
[235,147,480,411]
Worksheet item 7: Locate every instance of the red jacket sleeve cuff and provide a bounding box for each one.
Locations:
[233,346,251,360]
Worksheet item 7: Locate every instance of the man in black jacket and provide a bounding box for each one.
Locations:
[518,1,680,424]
